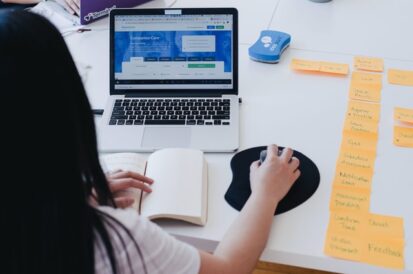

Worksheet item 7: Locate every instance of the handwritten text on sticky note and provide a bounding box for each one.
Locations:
[363,238,405,270]
[349,83,381,103]
[354,56,384,72]
[346,100,380,123]
[334,165,373,190]
[330,186,370,212]
[393,126,413,147]
[394,107,413,124]
[388,68,413,86]
[324,231,364,261]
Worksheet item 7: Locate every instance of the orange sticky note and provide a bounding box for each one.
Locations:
[393,126,413,147]
[324,231,364,261]
[344,117,379,135]
[320,61,349,75]
[388,68,413,86]
[336,148,376,172]
[394,107,413,124]
[328,211,367,236]
[354,56,384,72]
[349,83,381,102]
[367,213,404,238]
[363,238,405,270]
[333,165,373,190]
[341,132,378,152]
[330,186,370,212]
[352,71,382,88]
[290,58,320,71]
[346,100,381,123]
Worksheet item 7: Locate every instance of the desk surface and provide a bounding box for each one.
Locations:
[65,1,413,273]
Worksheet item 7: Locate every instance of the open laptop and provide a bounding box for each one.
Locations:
[98,8,239,152]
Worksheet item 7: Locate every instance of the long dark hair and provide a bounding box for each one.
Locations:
[0,11,144,274]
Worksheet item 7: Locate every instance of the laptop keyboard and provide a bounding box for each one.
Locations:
[109,98,231,126]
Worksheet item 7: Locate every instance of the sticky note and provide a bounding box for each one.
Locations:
[346,100,381,123]
[333,165,373,190]
[330,186,370,212]
[367,213,404,238]
[341,132,378,152]
[290,58,320,71]
[324,231,364,261]
[328,211,366,236]
[354,56,384,72]
[290,58,349,75]
[363,238,405,270]
[388,68,413,86]
[319,61,349,75]
[393,126,413,147]
[352,71,382,88]
[349,83,381,102]
[336,148,376,172]
[344,117,379,135]
[394,107,413,124]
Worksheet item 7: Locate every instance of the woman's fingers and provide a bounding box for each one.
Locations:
[109,178,152,193]
[108,170,154,184]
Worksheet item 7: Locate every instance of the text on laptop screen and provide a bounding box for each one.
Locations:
[114,14,233,90]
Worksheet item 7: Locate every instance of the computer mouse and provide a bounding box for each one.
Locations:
[259,148,283,164]
[248,30,291,63]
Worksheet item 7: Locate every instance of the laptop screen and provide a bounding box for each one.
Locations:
[113,12,234,91]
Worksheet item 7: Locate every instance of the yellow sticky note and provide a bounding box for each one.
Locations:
[344,117,379,135]
[336,148,376,171]
[352,71,382,88]
[354,56,384,72]
[346,100,381,123]
[394,107,413,124]
[363,238,405,270]
[367,213,404,238]
[393,126,413,147]
[324,230,364,261]
[328,211,367,236]
[349,83,381,102]
[330,186,370,212]
[341,132,378,152]
[333,165,373,190]
[290,58,320,71]
[388,68,413,86]
[320,61,349,75]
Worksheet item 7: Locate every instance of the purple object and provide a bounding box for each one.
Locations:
[80,0,152,25]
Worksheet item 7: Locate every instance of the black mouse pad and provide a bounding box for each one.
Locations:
[225,146,320,215]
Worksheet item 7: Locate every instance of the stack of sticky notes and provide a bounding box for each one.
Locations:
[290,58,349,75]
[393,107,413,147]
[324,56,405,270]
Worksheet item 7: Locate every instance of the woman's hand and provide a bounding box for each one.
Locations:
[106,170,154,208]
[249,144,300,205]
[64,0,80,16]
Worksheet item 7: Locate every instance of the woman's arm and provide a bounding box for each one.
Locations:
[199,144,301,274]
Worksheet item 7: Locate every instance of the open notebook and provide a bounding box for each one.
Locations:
[100,148,208,226]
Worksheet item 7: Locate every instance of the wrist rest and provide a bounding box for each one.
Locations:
[225,146,320,215]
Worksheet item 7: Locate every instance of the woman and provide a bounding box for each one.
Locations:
[0,11,301,274]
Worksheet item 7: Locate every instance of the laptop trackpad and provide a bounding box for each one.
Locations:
[141,127,191,149]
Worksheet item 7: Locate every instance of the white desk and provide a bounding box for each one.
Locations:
[65,1,413,273]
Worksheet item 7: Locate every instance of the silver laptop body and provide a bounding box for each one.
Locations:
[99,8,239,152]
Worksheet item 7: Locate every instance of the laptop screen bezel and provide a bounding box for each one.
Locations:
[109,8,238,96]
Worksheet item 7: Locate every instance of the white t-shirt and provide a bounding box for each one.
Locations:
[94,206,201,274]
